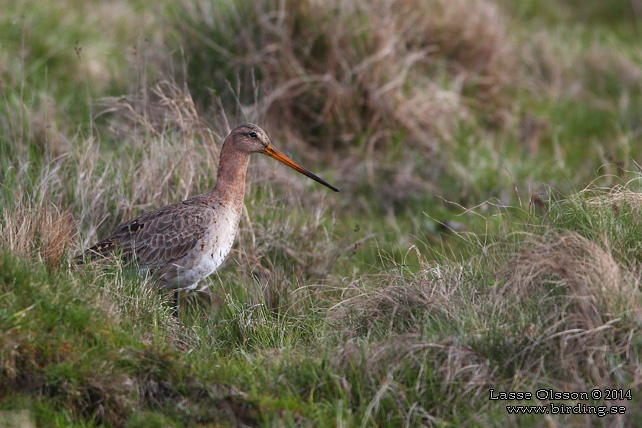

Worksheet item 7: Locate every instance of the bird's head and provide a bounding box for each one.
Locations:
[228,123,339,192]
[228,123,271,154]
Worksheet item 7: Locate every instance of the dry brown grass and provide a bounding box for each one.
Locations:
[175,0,642,196]
[261,0,518,142]
[1,78,226,260]
[64,80,234,249]
[327,248,501,414]
[577,184,642,209]
[328,187,642,416]
[0,199,76,270]
[498,230,642,385]
[175,0,523,204]
[334,333,496,422]
[330,273,452,337]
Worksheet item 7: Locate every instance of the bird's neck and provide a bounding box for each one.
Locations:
[205,141,250,209]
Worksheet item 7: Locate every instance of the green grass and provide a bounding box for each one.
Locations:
[2,0,642,426]
[6,184,642,426]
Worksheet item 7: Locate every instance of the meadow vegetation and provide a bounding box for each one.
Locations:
[1,0,642,426]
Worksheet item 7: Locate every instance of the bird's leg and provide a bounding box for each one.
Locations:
[172,289,180,317]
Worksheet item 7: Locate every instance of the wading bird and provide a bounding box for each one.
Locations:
[79,123,338,313]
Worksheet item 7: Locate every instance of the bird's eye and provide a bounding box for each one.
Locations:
[249,132,258,138]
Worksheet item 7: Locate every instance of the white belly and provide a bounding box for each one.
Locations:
[184,240,234,290]
[174,209,239,290]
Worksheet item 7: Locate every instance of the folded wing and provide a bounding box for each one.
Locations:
[80,199,214,273]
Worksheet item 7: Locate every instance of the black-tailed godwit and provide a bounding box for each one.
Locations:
[79,123,338,313]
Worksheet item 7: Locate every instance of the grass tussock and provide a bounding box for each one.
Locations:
[176,0,519,143]
[171,0,529,208]
[0,79,227,253]
[330,266,453,337]
[0,201,75,269]
[499,230,641,385]
[170,0,642,211]
[320,186,642,424]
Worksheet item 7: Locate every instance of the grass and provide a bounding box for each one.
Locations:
[2,0,642,426]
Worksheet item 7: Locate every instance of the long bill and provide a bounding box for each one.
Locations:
[262,144,339,192]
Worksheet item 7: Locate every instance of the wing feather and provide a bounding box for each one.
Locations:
[80,198,214,271]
